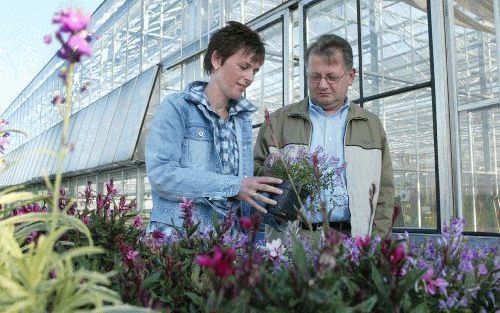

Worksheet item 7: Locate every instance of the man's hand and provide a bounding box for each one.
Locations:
[236,176,283,213]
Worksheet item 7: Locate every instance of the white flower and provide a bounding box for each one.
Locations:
[264,238,287,262]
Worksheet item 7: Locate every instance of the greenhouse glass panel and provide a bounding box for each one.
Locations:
[90,39,103,104]
[161,0,182,63]
[87,87,121,168]
[182,0,203,55]
[80,55,92,108]
[46,124,63,176]
[100,27,115,97]
[459,106,499,233]
[224,0,242,23]
[364,88,437,229]
[453,0,498,108]
[114,7,129,87]
[24,134,44,183]
[360,0,430,97]
[246,21,283,125]
[160,64,182,101]
[114,67,157,162]
[99,78,137,166]
[143,0,162,71]
[127,0,143,79]
[62,111,85,172]
[32,127,54,180]
[452,0,499,233]
[76,96,107,171]
[67,106,97,172]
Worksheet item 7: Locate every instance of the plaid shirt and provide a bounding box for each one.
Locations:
[187,81,255,176]
[186,81,256,211]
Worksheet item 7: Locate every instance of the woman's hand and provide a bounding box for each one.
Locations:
[236,176,283,213]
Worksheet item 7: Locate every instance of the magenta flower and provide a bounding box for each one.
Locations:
[132,215,142,228]
[422,268,448,295]
[152,229,166,241]
[196,246,236,278]
[82,215,90,225]
[106,179,118,195]
[66,33,92,56]
[239,216,253,231]
[180,197,195,228]
[49,8,93,63]
[52,8,90,33]
[126,249,139,261]
[390,244,406,267]
[354,235,371,251]
[118,196,129,214]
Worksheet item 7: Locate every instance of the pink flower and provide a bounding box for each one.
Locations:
[106,179,118,195]
[152,229,165,241]
[132,216,142,228]
[354,235,371,250]
[422,268,448,295]
[126,249,139,261]
[53,8,90,33]
[82,215,90,225]
[43,34,52,44]
[66,33,92,56]
[196,246,236,278]
[390,244,406,267]
[239,217,253,231]
[180,197,195,228]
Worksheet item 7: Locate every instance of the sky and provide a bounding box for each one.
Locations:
[0,0,103,114]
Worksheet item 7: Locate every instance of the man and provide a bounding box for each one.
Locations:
[254,34,394,237]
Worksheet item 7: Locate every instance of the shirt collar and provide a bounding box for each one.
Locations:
[308,97,350,117]
[184,81,257,117]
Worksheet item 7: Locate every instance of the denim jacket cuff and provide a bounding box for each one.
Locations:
[223,175,242,197]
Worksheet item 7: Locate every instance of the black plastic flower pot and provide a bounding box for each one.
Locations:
[267,180,309,224]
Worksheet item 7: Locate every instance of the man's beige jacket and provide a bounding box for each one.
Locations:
[254,98,395,237]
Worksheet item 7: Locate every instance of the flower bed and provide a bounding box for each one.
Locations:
[4,181,497,312]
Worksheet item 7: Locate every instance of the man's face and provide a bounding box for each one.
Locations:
[211,49,262,100]
[306,50,355,112]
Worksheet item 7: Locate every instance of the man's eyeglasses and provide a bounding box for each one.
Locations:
[307,71,347,84]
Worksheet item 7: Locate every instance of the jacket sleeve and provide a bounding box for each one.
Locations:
[372,124,395,237]
[145,96,241,201]
[253,122,271,176]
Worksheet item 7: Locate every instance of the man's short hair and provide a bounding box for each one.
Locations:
[305,34,353,70]
[203,21,265,75]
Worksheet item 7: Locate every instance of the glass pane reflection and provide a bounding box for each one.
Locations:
[364,88,437,229]
[246,21,283,125]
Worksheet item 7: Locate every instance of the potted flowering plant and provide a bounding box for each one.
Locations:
[262,148,344,225]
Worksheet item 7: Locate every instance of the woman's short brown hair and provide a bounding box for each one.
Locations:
[203,21,265,75]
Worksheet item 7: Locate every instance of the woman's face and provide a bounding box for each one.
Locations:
[210,49,262,100]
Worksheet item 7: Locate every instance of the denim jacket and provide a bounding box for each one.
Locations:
[145,81,256,231]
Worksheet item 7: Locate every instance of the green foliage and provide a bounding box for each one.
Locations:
[0,213,125,312]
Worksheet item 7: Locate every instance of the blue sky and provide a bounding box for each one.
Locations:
[0,0,103,114]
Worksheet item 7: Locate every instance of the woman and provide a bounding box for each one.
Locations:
[146,21,282,234]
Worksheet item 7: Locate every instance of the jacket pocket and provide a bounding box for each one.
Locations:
[183,124,212,167]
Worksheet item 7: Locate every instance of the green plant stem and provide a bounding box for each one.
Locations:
[50,63,74,231]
